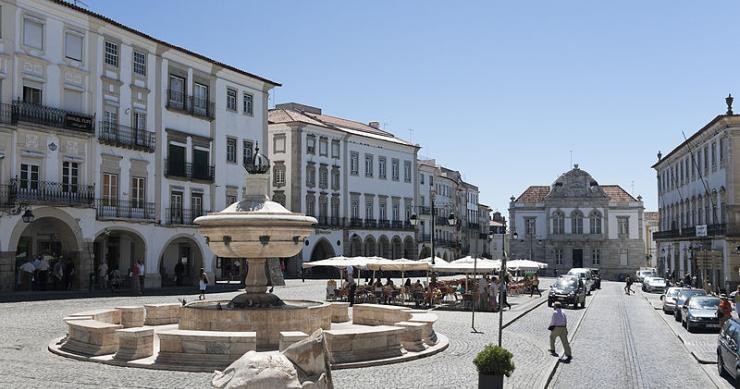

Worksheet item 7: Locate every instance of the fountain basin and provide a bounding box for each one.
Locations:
[178,300,332,350]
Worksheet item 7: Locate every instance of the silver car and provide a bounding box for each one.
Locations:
[661,287,687,314]
[643,277,667,293]
[682,296,721,332]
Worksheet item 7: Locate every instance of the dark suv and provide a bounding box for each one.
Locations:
[548,276,586,309]
[717,318,740,386]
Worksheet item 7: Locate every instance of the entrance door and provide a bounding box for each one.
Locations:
[573,249,584,268]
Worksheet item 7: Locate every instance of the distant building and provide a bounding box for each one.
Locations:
[652,97,740,290]
[509,165,645,279]
[643,212,659,270]
[488,211,507,259]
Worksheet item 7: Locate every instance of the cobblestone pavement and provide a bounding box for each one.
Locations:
[549,282,718,389]
[0,278,555,389]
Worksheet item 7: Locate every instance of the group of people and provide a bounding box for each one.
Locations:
[18,255,75,291]
[96,260,145,294]
[474,275,512,312]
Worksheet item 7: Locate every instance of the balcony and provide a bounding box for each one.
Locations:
[98,121,156,152]
[164,159,215,182]
[9,101,95,133]
[316,216,345,228]
[418,206,431,215]
[96,200,156,221]
[350,218,363,227]
[344,218,415,231]
[166,89,215,120]
[9,178,94,206]
[653,224,726,240]
[166,208,209,225]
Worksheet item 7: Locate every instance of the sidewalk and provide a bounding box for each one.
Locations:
[0,283,242,303]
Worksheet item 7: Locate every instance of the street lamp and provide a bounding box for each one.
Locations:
[498,228,515,346]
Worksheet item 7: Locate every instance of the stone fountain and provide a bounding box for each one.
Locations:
[186,147,329,349]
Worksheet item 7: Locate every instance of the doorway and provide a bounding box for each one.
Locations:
[573,249,583,268]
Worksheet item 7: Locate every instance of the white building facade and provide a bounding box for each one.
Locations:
[653,104,740,290]
[0,0,277,292]
[509,166,645,279]
[268,103,419,276]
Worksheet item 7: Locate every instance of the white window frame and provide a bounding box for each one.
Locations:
[133,50,147,76]
[226,137,237,163]
[350,152,359,175]
[23,17,44,50]
[243,93,253,115]
[64,31,83,61]
[104,41,119,67]
[306,135,316,154]
[131,176,145,208]
[226,88,237,111]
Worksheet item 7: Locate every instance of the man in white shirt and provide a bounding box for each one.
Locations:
[20,259,35,291]
[98,262,109,289]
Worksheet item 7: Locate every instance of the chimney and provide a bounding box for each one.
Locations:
[368,121,380,129]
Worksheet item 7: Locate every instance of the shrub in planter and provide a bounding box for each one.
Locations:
[473,344,515,389]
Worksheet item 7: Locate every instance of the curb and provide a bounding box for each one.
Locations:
[540,288,599,389]
[502,296,548,330]
[643,294,716,365]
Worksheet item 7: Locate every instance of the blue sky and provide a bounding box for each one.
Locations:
[86,0,740,214]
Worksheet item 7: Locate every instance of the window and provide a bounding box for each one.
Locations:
[379,199,387,220]
[592,249,600,265]
[104,41,119,67]
[365,154,374,177]
[404,161,412,182]
[226,194,238,205]
[192,193,203,217]
[102,173,118,206]
[102,109,118,135]
[351,197,360,219]
[133,111,146,131]
[168,75,185,108]
[350,152,359,175]
[133,51,146,75]
[525,217,536,236]
[319,137,328,156]
[65,32,82,61]
[720,137,726,167]
[366,198,374,219]
[23,86,41,105]
[306,135,316,154]
[554,248,563,265]
[226,138,237,163]
[617,216,629,236]
[20,163,39,190]
[704,145,709,175]
[193,83,209,115]
[331,167,340,190]
[273,135,286,154]
[191,148,210,180]
[571,210,583,234]
[552,211,564,234]
[226,88,237,111]
[63,89,83,112]
[273,162,286,186]
[243,93,253,115]
[319,195,328,218]
[62,162,78,193]
[420,174,425,185]
[242,140,254,167]
[319,165,328,189]
[131,177,145,208]
[378,157,387,179]
[306,164,316,187]
[331,140,340,159]
[392,201,400,221]
[711,141,717,170]
[420,195,425,206]
[331,197,340,218]
[589,211,602,234]
[23,18,43,49]
[167,143,186,176]
[391,159,400,181]
[170,191,183,222]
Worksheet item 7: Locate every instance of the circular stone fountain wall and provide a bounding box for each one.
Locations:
[178,300,332,350]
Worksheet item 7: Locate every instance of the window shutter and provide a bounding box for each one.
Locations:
[24,20,43,49]
[65,33,82,60]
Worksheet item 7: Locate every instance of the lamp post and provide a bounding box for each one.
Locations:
[500,228,515,347]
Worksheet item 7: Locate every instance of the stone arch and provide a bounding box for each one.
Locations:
[419,245,431,259]
[8,207,84,254]
[364,235,377,257]
[378,235,390,259]
[157,234,205,287]
[310,238,336,261]
[92,227,147,286]
[403,236,416,259]
[551,209,565,234]
[391,236,403,259]
[349,234,363,257]
[570,209,584,234]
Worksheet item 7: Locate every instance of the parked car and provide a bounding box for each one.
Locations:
[674,289,708,322]
[636,269,656,282]
[661,287,688,314]
[642,277,667,293]
[548,276,587,309]
[589,268,601,289]
[682,296,721,332]
[567,268,595,294]
[717,318,740,385]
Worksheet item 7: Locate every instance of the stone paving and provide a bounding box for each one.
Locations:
[0,278,554,388]
[549,282,717,389]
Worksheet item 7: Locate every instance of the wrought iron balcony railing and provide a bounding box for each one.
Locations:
[653,224,727,240]
[97,121,156,152]
[164,159,215,182]
[166,89,215,120]
[9,101,95,133]
[9,178,94,206]
[166,208,209,225]
[96,200,156,221]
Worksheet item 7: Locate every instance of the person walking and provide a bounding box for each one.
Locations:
[488,276,498,312]
[98,261,109,290]
[198,268,209,300]
[63,258,75,290]
[174,260,185,286]
[131,262,141,295]
[530,274,542,297]
[52,260,64,290]
[624,276,634,295]
[19,258,35,291]
[548,302,572,362]
[137,260,145,293]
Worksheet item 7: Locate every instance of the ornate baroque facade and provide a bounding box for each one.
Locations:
[509,166,645,279]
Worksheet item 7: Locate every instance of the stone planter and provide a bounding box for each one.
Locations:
[478,373,503,389]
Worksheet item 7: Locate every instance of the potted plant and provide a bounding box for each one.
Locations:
[473,344,515,389]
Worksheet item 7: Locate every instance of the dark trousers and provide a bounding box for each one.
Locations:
[530,284,541,297]
[348,283,357,306]
[38,271,48,291]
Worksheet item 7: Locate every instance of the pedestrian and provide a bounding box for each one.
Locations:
[477,276,489,311]
[131,262,141,295]
[548,301,572,362]
[63,258,75,290]
[109,267,121,293]
[530,274,542,297]
[684,273,692,288]
[199,268,209,300]
[137,260,145,293]
[348,276,357,307]
[37,255,50,291]
[488,276,498,312]
[98,261,109,290]
[52,260,64,290]
[174,260,184,286]
[704,279,713,296]
[19,258,35,291]
[624,276,634,295]
[719,294,732,328]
